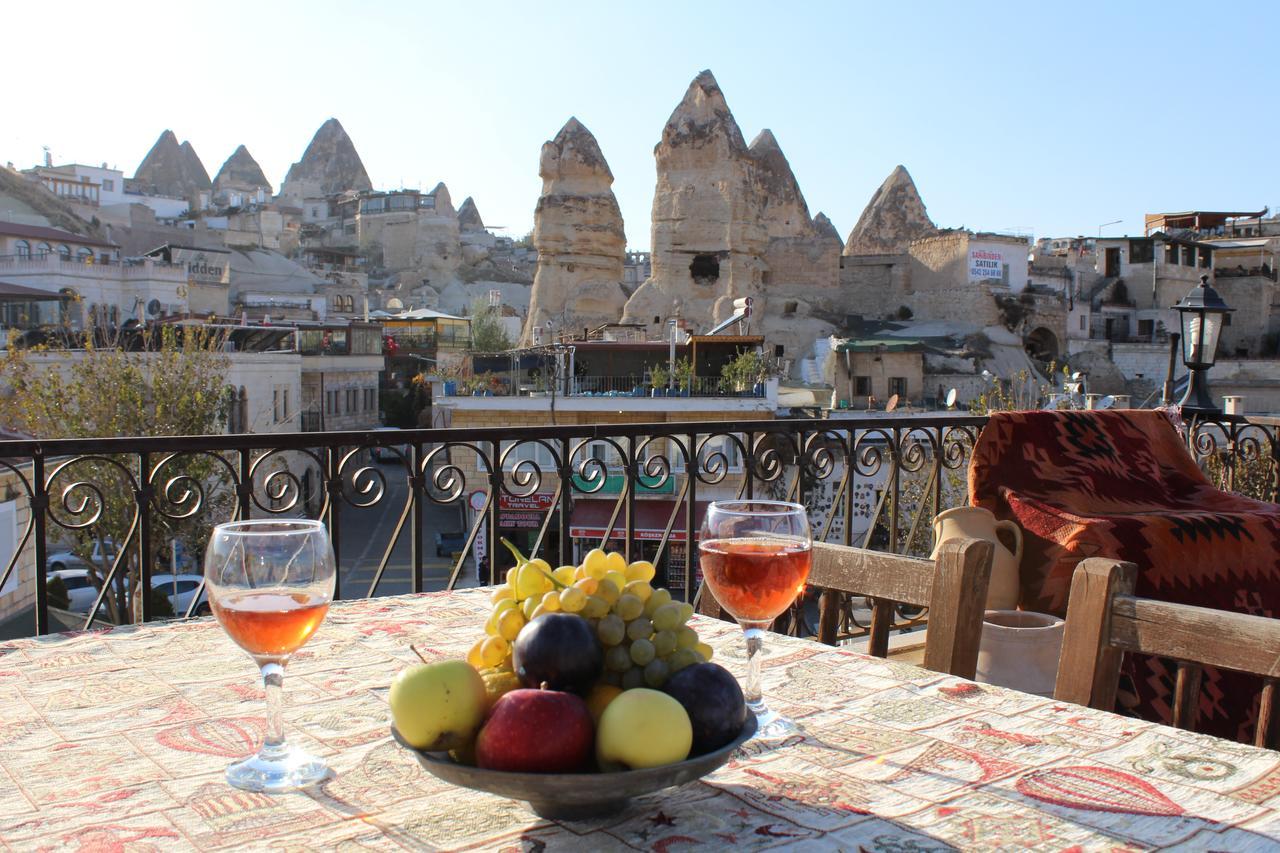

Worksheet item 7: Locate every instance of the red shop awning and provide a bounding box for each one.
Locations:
[569,498,709,542]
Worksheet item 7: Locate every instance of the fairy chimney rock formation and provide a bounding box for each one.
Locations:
[843,165,937,255]
[813,212,842,244]
[279,118,372,201]
[748,129,814,239]
[621,71,768,332]
[213,145,272,195]
[520,117,626,344]
[457,197,485,232]
[133,130,212,200]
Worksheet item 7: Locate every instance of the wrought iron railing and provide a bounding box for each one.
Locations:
[0,414,986,639]
[2,411,1274,642]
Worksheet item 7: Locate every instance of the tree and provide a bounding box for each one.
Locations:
[1,323,233,623]
[467,297,513,353]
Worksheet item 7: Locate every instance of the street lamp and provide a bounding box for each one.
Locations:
[1172,274,1234,418]
[1097,219,1122,238]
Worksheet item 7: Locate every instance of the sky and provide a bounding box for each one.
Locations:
[4,1,1277,249]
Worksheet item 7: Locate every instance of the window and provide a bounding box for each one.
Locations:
[854,376,871,396]
[1138,319,1154,338]
[346,389,357,412]
[505,439,555,471]
[1079,314,1087,331]
[62,575,90,591]
[102,179,114,192]
[325,390,338,414]
[273,389,282,423]
[888,377,908,398]
[57,244,71,259]
[14,240,30,259]
[36,242,51,257]
[76,247,92,262]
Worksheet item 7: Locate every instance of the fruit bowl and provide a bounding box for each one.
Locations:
[390,713,757,820]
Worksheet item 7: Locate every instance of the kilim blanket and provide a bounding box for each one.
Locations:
[969,409,1280,743]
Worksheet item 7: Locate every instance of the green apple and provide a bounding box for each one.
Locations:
[596,688,692,770]
[389,660,487,750]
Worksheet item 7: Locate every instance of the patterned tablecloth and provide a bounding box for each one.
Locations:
[4,589,1280,851]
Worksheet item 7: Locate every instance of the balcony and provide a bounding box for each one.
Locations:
[0,413,1272,642]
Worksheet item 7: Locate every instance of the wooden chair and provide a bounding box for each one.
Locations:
[696,538,994,679]
[1055,558,1280,749]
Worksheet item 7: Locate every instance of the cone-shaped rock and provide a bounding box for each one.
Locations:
[280,118,372,200]
[133,130,211,199]
[749,129,813,238]
[843,165,936,255]
[812,212,841,244]
[214,145,271,195]
[457,197,484,232]
[520,117,626,345]
[622,70,766,330]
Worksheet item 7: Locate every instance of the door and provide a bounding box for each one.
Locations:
[1104,247,1121,277]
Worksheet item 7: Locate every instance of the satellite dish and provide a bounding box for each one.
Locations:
[1071,371,1083,382]
[146,298,161,317]
[945,388,958,409]
[1097,395,1116,410]
[886,394,900,413]
[981,369,993,381]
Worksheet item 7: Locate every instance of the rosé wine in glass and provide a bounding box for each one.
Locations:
[699,501,811,740]
[206,519,335,792]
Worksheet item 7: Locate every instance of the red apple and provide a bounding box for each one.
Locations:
[475,688,594,772]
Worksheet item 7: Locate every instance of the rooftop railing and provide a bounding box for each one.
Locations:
[0,412,1273,644]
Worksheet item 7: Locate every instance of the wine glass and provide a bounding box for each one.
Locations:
[699,500,811,739]
[205,519,336,792]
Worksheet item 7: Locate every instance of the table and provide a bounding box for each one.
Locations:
[4,589,1280,850]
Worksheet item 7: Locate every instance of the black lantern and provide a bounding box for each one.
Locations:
[1172,274,1234,418]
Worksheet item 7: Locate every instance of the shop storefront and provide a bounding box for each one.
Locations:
[568,498,709,596]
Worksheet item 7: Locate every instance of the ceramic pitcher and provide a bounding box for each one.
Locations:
[930,506,1022,610]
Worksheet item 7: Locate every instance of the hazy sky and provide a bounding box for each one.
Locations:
[4,1,1277,249]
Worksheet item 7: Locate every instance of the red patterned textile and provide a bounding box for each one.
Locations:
[969,409,1280,742]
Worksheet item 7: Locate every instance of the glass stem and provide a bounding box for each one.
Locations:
[260,661,287,758]
[743,625,767,711]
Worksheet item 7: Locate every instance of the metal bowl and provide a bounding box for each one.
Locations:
[390,714,757,820]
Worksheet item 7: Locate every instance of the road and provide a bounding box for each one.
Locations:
[335,461,479,599]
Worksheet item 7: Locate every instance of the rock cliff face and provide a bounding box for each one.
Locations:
[520,118,626,344]
[213,145,271,194]
[813,212,841,244]
[279,118,372,200]
[457,197,485,232]
[621,71,840,356]
[843,165,937,255]
[133,130,212,199]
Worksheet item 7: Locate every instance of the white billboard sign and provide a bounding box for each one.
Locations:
[968,249,1006,282]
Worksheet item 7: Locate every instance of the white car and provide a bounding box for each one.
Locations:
[46,539,118,574]
[147,574,211,617]
[47,568,106,614]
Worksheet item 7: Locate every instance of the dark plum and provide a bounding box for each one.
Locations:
[663,662,747,754]
[512,613,603,694]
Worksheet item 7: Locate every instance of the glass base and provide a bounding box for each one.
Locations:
[225,743,329,793]
[749,701,802,740]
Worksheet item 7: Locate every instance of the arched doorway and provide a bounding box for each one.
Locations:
[1025,326,1060,363]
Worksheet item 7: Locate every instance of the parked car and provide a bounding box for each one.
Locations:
[148,573,210,616]
[371,427,409,463]
[46,538,118,573]
[46,568,105,614]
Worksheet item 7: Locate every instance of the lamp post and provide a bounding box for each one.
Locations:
[1172,274,1234,418]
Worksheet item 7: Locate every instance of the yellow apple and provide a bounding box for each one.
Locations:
[389,660,486,750]
[596,688,692,770]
